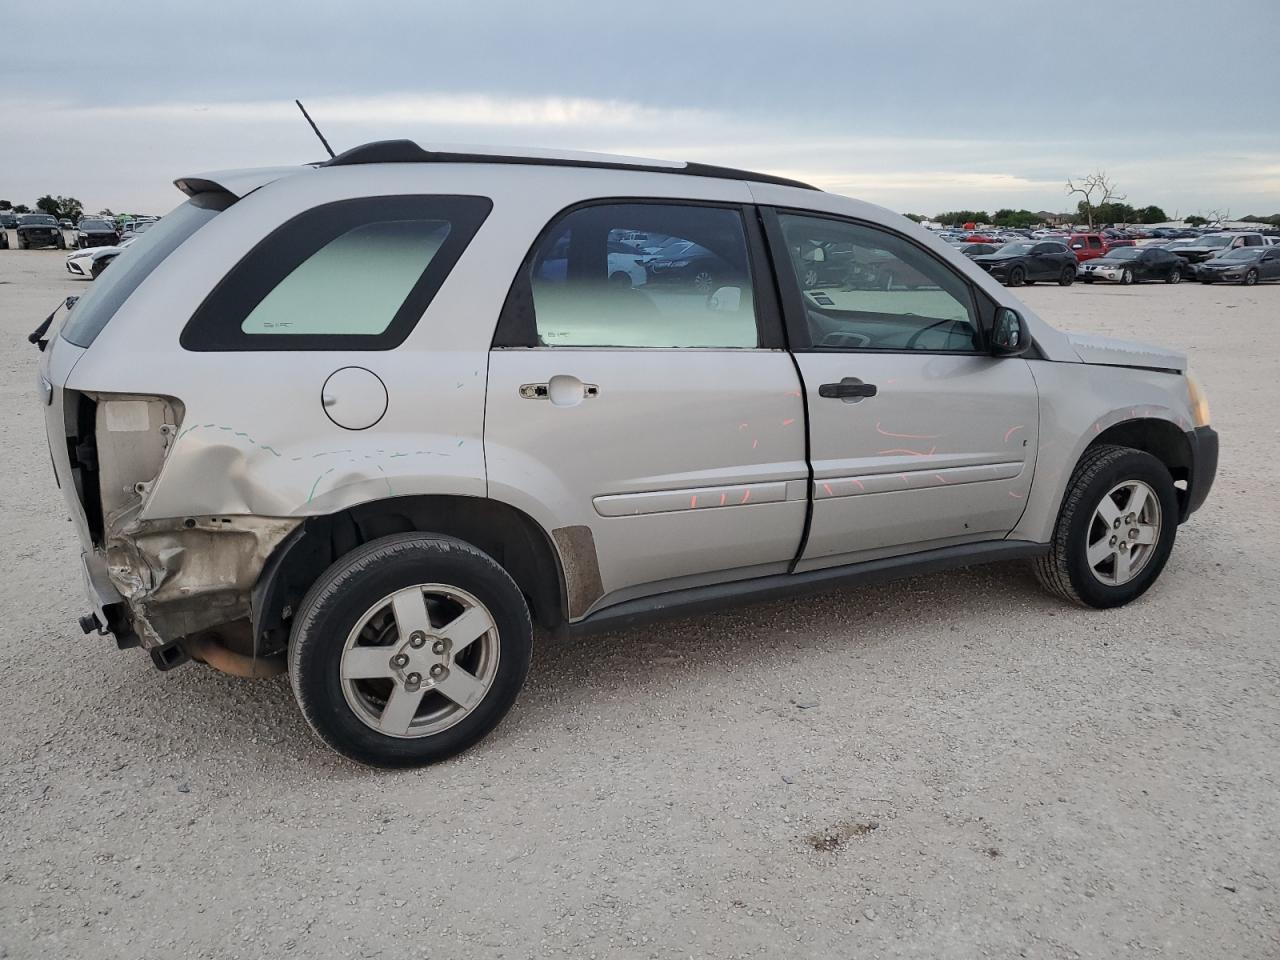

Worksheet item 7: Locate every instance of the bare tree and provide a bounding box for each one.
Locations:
[1065,170,1125,228]
[1205,208,1231,227]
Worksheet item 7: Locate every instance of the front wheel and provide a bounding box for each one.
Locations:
[1034,445,1178,609]
[1244,269,1259,286]
[1166,268,1180,283]
[1120,268,1135,285]
[1008,266,1026,287]
[288,533,533,767]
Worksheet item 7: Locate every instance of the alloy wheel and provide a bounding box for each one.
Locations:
[1085,480,1162,586]
[340,584,500,738]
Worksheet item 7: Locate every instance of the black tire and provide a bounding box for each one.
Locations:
[1166,268,1180,284]
[90,258,110,279]
[1120,268,1134,285]
[1009,266,1025,287]
[56,235,66,250]
[1244,269,1259,286]
[1058,265,1075,286]
[288,533,533,768]
[1081,275,1094,284]
[1034,445,1178,609]
[17,237,26,250]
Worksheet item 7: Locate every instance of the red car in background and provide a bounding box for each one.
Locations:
[1067,233,1108,262]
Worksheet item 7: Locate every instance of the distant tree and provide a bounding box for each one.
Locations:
[992,208,1040,229]
[0,200,10,210]
[1185,215,1209,227]
[903,213,926,223]
[98,208,114,218]
[35,195,84,221]
[1066,170,1124,228]
[935,210,990,226]
[12,203,30,213]
[1133,205,1168,224]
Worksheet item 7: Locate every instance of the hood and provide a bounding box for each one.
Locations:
[80,225,117,233]
[971,253,1018,264]
[18,221,59,230]
[1087,257,1136,267]
[1199,258,1253,270]
[1067,332,1185,373]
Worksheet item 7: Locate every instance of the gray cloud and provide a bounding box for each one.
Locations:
[3,0,1277,216]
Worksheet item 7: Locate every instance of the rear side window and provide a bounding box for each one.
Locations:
[510,202,761,349]
[182,195,492,351]
[61,193,233,348]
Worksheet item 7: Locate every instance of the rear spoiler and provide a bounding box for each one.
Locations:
[173,165,312,199]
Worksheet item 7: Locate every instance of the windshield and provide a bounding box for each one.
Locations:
[80,219,111,230]
[1199,236,1232,249]
[62,194,233,348]
[1105,247,1142,260]
[997,242,1035,255]
[20,214,58,225]
[1219,248,1262,261]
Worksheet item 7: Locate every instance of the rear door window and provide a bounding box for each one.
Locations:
[182,195,492,351]
[61,193,233,348]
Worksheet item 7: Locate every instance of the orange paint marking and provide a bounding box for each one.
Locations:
[1003,425,1025,443]
[877,447,934,457]
[782,418,796,426]
[1009,490,1024,499]
[875,421,941,440]
[690,495,698,508]
[752,439,759,449]
[719,492,727,506]
[822,483,834,496]
[850,478,866,492]
[935,474,948,484]
[741,489,751,504]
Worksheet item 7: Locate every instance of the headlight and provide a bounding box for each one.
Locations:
[1187,373,1211,427]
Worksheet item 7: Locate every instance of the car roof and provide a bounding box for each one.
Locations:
[176,140,819,199]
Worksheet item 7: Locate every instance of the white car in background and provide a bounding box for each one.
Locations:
[65,237,135,279]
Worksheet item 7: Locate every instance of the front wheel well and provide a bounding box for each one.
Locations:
[252,496,566,653]
[1087,418,1192,511]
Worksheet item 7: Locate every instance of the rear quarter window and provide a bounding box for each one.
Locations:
[181,195,492,351]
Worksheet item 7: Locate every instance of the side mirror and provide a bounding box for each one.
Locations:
[707,285,742,312]
[991,308,1029,357]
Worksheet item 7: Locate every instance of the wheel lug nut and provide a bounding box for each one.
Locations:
[1113,519,1121,529]
[391,653,409,668]
[1119,542,1128,551]
[429,664,447,679]
[406,672,422,686]
[408,632,426,648]
[432,639,447,655]
[1109,536,1117,546]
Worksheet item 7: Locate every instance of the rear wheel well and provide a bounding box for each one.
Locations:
[1088,418,1192,513]
[253,496,565,653]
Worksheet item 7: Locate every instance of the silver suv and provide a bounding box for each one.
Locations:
[33,140,1218,767]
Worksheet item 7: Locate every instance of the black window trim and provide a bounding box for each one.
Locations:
[759,205,995,357]
[181,194,493,352]
[491,197,787,351]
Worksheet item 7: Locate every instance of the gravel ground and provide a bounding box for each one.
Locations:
[1,248,1276,959]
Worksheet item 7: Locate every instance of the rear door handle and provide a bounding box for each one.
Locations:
[818,379,877,401]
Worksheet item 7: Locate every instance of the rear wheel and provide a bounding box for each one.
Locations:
[1058,265,1075,286]
[1166,267,1180,283]
[289,534,533,768]
[1034,445,1178,609]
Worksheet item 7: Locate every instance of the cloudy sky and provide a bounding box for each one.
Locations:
[3,0,1278,218]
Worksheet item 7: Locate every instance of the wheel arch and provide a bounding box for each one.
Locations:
[1086,418,1193,514]
[251,495,568,653]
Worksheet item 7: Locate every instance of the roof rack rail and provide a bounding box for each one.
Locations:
[322,139,819,191]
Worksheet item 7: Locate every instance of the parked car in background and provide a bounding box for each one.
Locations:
[970,240,1077,286]
[1067,233,1109,262]
[0,212,18,230]
[645,239,736,293]
[76,218,120,248]
[1196,246,1280,285]
[59,218,73,229]
[29,139,1217,766]
[16,213,67,249]
[65,237,135,279]
[0,225,7,249]
[959,242,1000,258]
[1169,232,1268,268]
[1079,245,1183,284]
[120,220,158,241]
